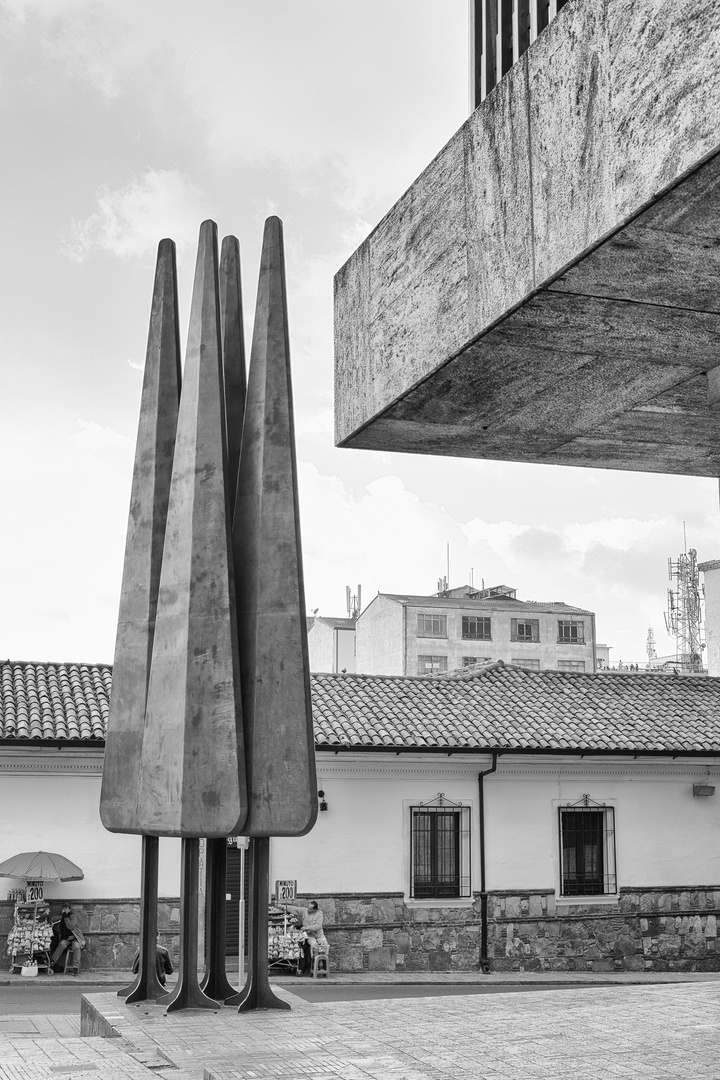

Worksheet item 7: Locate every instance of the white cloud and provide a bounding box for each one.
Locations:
[70,418,132,452]
[61,168,210,261]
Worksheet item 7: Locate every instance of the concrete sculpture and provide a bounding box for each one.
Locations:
[99,239,181,1004]
[101,217,316,1013]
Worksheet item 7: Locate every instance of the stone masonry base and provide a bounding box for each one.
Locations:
[0,898,180,972]
[3,886,717,973]
[488,887,720,974]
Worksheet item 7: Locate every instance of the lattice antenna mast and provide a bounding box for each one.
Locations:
[664,546,704,671]
[646,627,657,663]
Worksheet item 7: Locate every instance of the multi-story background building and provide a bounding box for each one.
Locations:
[309,584,597,675]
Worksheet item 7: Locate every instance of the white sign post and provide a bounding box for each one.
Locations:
[234,837,249,984]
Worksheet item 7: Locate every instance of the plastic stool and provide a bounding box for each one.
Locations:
[311,952,329,979]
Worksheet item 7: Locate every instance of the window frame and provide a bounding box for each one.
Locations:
[557,659,586,673]
[462,656,492,668]
[558,799,617,899]
[511,618,540,643]
[557,619,585,645]
[461,615,492,641]
[417,655,448,676]
[417,613,448,638]
[409,797,472,900]
[511,658,540,670]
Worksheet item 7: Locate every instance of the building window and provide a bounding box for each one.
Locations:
[558,660,586,672]
[462,616,491,640]
[511,618,540,642]
[411,799,471,899]
[462,656,491,668]
[417,613,447,638]
[512,658,540,670]
[417,655,448,675]
[557,620,585,644]
[559,801,616,896]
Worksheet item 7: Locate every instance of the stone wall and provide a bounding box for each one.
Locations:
[5,886,714,974]
[296,893,481,972]
[0,898,180,972]
[488,887,720,973]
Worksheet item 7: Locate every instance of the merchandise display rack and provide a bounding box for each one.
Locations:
[7,900,54,975]
[267,904,305,974]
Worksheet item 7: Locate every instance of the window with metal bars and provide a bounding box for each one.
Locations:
[410,799,471,899]
[559,800,616,896]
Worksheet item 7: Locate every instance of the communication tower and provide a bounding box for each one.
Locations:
[646,627,657,665]
[664,547,705,672]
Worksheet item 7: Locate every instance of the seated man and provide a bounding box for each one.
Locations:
[131,940,174,986]
[51,907,86,975]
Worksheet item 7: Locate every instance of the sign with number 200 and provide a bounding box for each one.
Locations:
[275,879,296,902]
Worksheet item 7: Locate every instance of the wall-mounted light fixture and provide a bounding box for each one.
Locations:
[693,784,716,797]
[318,789,328,812]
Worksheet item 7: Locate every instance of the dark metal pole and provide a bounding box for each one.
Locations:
[469,0,483,111]
[478,754,498,973]
[200,838,236,1000]
[119,836,166,1003]
[162,838,221,1012]
[227,837,289,1011]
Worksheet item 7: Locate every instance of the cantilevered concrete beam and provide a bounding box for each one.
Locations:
[334,0,720,476]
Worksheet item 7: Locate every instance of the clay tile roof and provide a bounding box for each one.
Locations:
[2,658,720,755]
[310,662,720,755]
[0,660,109,743]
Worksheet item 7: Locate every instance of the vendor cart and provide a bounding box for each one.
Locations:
[7,900,54,975]
[267,904,305,974]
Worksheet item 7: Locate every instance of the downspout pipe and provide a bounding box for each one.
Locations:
[478,752,498,973]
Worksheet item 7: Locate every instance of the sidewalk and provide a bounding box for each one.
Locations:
[3,966,720,988]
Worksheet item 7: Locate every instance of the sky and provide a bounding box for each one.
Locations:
[0,0,718,667]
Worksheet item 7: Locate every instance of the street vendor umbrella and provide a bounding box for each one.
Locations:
[0,851,84,882]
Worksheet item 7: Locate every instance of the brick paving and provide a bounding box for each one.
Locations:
[2,978,720,1080]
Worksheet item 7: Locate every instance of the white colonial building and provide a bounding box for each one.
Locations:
[1,658,719,973]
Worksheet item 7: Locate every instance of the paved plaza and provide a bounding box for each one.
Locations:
[0,978,719,1080]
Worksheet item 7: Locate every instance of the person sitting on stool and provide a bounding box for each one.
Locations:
[51,906,86,975]
[131,939,174,986]
[286,900,326,974]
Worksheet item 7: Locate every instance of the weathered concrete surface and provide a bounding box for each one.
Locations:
[233,217,317,836]
[137,220,247,838]
[335,0,720,476]
[220,235,246,504]
[100,240,181,834]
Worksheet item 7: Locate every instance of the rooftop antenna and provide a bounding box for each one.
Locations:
[447,541,450,590]
[665,542,704,672]
[346,585,362,620]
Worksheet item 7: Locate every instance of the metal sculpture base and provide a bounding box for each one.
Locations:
[200,837,237,1000]
[119,836,167,1003]
[161,838,221,1012]
[226,838,289,1011]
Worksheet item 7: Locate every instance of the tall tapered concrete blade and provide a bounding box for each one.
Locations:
[101,239,181,834]
[220,236,246,503]
[232,216,317,837]
[137,220,248,838]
